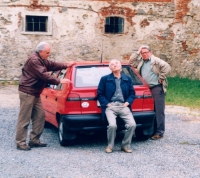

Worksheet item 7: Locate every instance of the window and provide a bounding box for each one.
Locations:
[26,16,47,32]
[75,65,142,88]
[75,66,111,87]
[46,69,67,90]
[54,69,67,90]
[105,17,124,34]
[21,14,52,35]
[121,67,143,85]
[46,71,59,89]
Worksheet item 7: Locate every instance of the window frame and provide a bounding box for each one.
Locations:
[21,14,52,35]
[104,16,124,34]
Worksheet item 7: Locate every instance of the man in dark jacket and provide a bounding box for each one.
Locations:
[16,41,75,151]
[97,59,136,153]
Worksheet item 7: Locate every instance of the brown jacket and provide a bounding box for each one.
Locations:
[19,52,68,97]
[129,53,171,93]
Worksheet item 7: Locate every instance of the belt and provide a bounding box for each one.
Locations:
[150,84,162,89]
[110,101,124,106]
[111,101,123,103]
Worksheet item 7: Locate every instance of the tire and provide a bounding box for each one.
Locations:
[152,117,157,136]
[58,118,76,146]
[44,121,53,128]
[135,128,150,141]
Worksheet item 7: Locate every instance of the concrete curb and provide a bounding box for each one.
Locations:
[166,105,200,117]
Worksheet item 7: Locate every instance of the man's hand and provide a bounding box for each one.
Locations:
[60,79,71,84]
[158,78,163,84]
[66,61,76,67]
[123,102,129,107]
[137,45,149,54]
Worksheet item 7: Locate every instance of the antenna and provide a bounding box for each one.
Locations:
[100,39,103,63]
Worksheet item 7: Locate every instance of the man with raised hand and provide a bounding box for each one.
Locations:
[129,45,171,140]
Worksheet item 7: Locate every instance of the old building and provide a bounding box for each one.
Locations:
[0,0,200,81]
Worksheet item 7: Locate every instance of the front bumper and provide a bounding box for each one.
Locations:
[60,111,155,132]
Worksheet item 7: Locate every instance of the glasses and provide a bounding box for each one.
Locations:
[141,51,149,55]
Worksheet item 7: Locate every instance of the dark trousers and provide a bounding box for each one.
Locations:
[150,85,165,136]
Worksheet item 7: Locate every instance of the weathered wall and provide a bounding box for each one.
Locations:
[0,0,200,80]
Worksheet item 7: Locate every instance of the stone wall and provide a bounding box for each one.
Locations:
[0,0,200,80]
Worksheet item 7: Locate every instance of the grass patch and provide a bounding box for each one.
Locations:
[0,81,19,85]
[166,76,200,109]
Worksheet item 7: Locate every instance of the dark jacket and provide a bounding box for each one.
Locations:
[97,73,135,120]
[19,52,68,97]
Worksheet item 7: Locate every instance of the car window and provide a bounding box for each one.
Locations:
[75,65,143,87]
[54,69,67,90]
[46,71,59,88]
[121,67,143,85]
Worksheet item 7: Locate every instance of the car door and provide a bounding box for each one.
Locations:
[43,69,67,125]
[41,70,59,114]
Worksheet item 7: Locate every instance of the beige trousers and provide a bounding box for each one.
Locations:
[15,91,45,146]
[105,106,136,149]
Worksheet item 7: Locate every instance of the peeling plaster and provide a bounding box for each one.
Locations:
[191,0,200,7]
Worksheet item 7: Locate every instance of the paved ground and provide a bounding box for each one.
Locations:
[0,85,200,178]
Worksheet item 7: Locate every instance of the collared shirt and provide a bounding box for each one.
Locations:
[111,77,124,103]
[141,58,159,88]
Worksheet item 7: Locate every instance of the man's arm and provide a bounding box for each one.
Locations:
[29,59,71,85]
[47,60,75,71]
[123,76,135,107]
[129,46,147,68]
[97,77,110,107]
[129,52,141,68]
[157,59,171,81]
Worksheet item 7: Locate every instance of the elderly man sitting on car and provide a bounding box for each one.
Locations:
[97,59,136,153]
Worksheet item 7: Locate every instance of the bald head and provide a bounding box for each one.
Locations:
[109,59,122,72]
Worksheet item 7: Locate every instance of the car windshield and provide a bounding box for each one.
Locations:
[75,65,143,87]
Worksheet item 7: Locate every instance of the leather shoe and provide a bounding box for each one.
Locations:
[17,144,31,151]
[105,146,112,153]
[28,142,47,148]
[121,147,132,153]
[151,134,163,140]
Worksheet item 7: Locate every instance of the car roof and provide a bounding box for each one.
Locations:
[72,61,130,66]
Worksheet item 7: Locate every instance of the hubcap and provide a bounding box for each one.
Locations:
[59,121,63,141]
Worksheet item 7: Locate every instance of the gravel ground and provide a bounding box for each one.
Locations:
[0,85,200,178]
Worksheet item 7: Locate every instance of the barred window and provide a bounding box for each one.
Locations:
[21,14,52,35]
[26,16,48,32]
[105,17,124,34]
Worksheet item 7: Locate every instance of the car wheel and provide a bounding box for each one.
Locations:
[44,121,52,128]
[135,128,150,141]
[58,118,76,146]
[152,117,157,136]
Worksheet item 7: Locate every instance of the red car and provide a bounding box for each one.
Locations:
[41,62,155,146]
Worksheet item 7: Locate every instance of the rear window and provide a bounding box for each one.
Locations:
[75,65,143,87]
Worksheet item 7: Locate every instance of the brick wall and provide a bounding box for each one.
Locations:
[0,0,200,80]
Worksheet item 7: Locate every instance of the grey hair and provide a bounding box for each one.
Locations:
[109,59,121,68]
[35,41,50,52]
[141,45,151,52]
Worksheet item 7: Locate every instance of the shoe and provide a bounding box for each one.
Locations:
[151,134,163,140]
[28,142,47,148]
[17,144,31,151]
[105,146,112,153]
[121,147,132,153]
